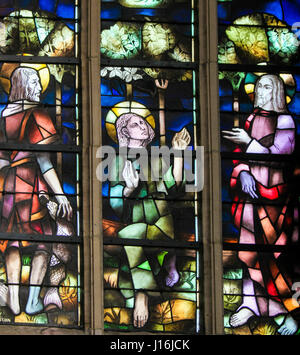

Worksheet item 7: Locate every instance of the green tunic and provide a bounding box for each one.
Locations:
[108,155,185,297]
[109,155,185,243]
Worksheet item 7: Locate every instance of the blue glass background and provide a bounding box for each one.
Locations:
[0,0,76,19]
[218,0,300,26]
[101,0,192,24]
[101,74,196,149]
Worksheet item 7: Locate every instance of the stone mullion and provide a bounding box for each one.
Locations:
[199,0,224,335]
[81,0,103,335]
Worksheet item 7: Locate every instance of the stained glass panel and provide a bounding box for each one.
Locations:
[101,21,194,63]
[104,246,199,332]
[101,0,201,333]
[219,0,300,335]
[0,62,80,146]
[0,0,77,19]
[101,0,194,23]
[0,0,79,57]
[223,249,300,335]
[0,241,81,326]
[0,1,82,328]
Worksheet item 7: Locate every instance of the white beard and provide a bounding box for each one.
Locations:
[26,90,40,103]
[256,95,273,110]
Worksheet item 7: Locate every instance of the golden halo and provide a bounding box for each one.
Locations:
[105,101,156,143]
[0,55,50,95]
[244,63,296,105]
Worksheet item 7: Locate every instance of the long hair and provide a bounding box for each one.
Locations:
[9,67,39,102]
[254,74,287,113]
[116,112,155,147]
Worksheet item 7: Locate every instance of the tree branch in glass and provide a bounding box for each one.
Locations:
[219,12,299,127]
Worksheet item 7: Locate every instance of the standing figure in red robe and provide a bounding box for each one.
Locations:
[0,67,72,316]
[222,74,299,335]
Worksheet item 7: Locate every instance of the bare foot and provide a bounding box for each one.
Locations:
[25,286,43,315]
[277,315,298,335]
[8,285,20,315]
[166,270,180,288]
[0,283,21,315]
[163,253,179,288]
[230,307,255,327]
[8,288,20,315]
[133,292,149,328]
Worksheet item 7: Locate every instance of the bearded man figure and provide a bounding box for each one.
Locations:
[222,74,299,335]
[0,67,72,316]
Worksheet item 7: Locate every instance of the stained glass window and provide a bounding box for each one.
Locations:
[100,0,202,333]
[219,0,300,335]
[0,0,81,328]
[0,1,79,57]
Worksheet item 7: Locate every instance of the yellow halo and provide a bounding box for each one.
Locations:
[105,101,156,143]
[0,58,50,95]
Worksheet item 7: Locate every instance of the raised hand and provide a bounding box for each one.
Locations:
[172,127,191,150]
[122,160,139,197]
[240,171,258,199]
[155,79,169,90]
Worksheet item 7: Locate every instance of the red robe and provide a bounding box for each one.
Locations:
[0,106,59,251]
[230,108,298,312]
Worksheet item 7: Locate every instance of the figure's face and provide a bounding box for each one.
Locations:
[125,116,150,141]
[256,77,273,110]
[27,73,42,102]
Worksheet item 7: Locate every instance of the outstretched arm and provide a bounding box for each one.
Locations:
[222,115,295,155]
[222,128,251,146]
[171,127,191,186]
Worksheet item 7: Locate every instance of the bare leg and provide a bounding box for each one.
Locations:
[229,278,259,327]
[44,244,71,311]
[43,263,65,311]
[5,247,21,315]
[25,249,49,314]
[230,308,256,327]
[133,292,149,328]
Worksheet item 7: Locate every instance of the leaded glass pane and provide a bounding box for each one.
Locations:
[101,0,194,23]
[0,1,79,57]
[0,241,81,326]
[0,62,80,146]
[219,0,300,335]
[101,0,201,333]
[104,246,199,333]
[0,0,82,328]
